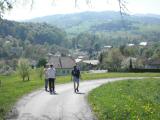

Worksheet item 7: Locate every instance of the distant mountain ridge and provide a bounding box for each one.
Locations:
[0,11,160,62]
[134,13,160,19]
[28,11,160,36]
[28,11,160,27]
[29,11,121,28]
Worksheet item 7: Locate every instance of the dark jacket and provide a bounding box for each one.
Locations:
[71,69,80,78]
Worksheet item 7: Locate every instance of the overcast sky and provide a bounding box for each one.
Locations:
[4,0,160,21]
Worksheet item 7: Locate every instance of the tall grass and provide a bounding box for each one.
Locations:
[88,78,160,120]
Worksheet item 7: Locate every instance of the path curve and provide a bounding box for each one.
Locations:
[8,77,146,120]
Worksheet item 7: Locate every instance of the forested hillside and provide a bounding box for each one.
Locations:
[0,20,67,45]
[0,20,70,73]
[29,11,160,47]
[0,11,160,73]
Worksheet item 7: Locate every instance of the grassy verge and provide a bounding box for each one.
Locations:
[0,72,160,119]
[88,78,160,120]
[82,72,160,80]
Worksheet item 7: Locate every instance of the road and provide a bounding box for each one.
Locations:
[8,77,144,120]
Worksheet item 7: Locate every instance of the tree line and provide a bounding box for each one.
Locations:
[99,43,160,71]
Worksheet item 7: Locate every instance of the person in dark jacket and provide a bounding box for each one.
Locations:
[71,65,81,93]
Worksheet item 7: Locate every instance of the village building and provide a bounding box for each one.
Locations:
[47,56,76,76]
[145,59,160,69]
[76,59,99,70]
[139,42,147,46]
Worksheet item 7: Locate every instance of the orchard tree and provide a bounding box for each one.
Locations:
[102,48,124,71]
[37,58,47,67]
[37,67,44,80]
[17,58,30,81]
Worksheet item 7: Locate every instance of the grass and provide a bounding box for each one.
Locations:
[0,71,160,119]
[82,72,160,80]
[88,78,160,120]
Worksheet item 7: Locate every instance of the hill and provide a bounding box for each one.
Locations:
[0,20,70,69]
[29,11,121,28]
[1,11,160,63]
[28,11,160,47]
[28,11,160,35]
[0,20,66,45]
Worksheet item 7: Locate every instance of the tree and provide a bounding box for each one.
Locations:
[99,53,103,64]
[0,0,126,18]
[36,67,44,80]
[0,0,12,18]
[17,58,30,81]
[37,58,47,67]
[102,48,124,71]
[129,58,133,69]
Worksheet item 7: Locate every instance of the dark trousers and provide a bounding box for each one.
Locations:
[49,78,55,92]
[45,78,49,90]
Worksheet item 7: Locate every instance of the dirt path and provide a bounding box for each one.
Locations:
[8,77,145,120]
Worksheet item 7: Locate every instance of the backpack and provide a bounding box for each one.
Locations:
[72,69,80,78]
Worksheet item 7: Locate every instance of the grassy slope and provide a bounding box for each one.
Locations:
[88,78,160,120]
[0,72,160,119]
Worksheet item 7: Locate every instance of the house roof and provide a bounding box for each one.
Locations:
[75,58,82,63]
[139,42,147,46]
[48,56,76,69]
[127,44,135,47]
[82,60,99,65]
[147,59,160,65]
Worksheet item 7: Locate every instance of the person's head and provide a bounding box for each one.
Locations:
[74,65,77,70]
[50,64,53,68]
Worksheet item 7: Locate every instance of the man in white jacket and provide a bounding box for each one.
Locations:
[47,64,56,94]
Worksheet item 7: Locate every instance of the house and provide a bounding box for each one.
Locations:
[76,59,99,70]
[145,59,160,69]
[127,44,135,47]
[102,45,112,52]
[139,42,147,46]
[82,60,99,65]
[47,56,76,76]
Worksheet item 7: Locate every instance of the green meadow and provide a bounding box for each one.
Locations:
[88,78,160,120]
[0,71,160,119]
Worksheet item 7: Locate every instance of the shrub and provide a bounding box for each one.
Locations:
[17,58,31,81]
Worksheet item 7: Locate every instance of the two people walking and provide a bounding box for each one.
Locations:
[44,64,56,94]
[44,64,81,94]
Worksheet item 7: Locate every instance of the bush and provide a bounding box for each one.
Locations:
[36,67,44,80]
[17,58,31,81]
[37,58,47,67]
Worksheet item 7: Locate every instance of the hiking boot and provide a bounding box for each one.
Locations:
[77,89,79,92]
[74,89,77,93]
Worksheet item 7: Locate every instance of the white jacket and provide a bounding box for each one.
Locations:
[44,68,48,79]
[47,67,56,78]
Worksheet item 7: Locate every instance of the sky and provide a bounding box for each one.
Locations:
[4,0,160,21]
